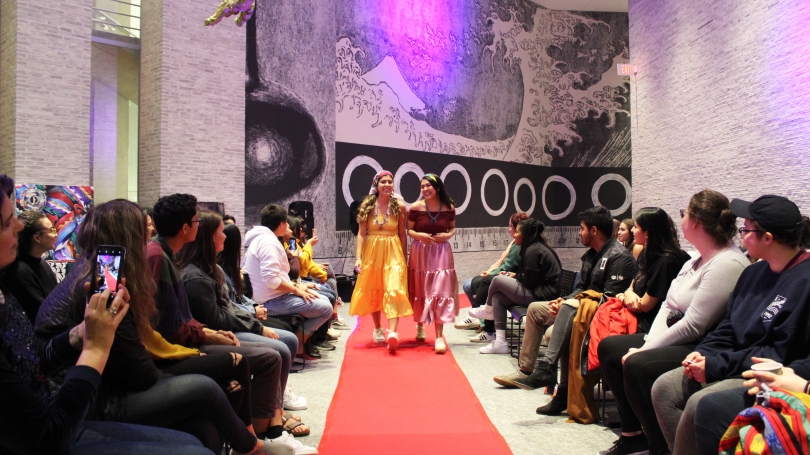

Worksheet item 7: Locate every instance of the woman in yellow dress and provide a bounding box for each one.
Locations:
[350,170,412,352]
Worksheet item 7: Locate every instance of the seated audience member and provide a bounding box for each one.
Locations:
[468,219,562,354]
[651,195,810,455]
[695,356,810,454]
[0,176,223,455]
[148,195,316,453]
[34,199,293,455]
[491,206,635,415]
[618,218,644,260]
[457,212,528,342]
[242,205,332,359]
[218,223,308,410]
[3,210,59,322]
[178,211,311,436]
[596,191,746,455]
[224,215,236,226]
[144,207,158,238]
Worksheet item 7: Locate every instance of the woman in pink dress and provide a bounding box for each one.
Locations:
[407,173,458,354]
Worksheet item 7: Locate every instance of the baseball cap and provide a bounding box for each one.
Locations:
[730,195,803,237]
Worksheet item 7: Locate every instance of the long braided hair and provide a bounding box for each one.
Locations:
[517,218,561,282]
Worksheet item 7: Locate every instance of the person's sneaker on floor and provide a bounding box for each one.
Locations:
[283,387,308,411]
[454,316,480,329]
[597,434,649,455]
[332,316,350,329]
[469,331,495,343]
[326,328,341,339]
[479,339,509,354]
[386,331,399,352]
[493,369,529,388]
[372,327,385,343]
[267,431,318,455]
[468,305,494,320]
[293,355,319,364]
[435,336,447,354]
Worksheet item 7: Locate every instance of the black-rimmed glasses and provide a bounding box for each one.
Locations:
[738,227,764,235]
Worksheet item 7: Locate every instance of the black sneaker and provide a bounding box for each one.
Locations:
[598,434,649,455]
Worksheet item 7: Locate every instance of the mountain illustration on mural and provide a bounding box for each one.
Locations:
[336,0,630,168]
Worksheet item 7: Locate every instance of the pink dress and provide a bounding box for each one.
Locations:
[407,209,459,325]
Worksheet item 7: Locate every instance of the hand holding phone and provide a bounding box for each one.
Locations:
[92,245,126,306]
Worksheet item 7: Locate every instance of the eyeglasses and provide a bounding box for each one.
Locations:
[191,219,201,224]
[679,209,686,219]
[40,227,57,234]
[738,228,765,235]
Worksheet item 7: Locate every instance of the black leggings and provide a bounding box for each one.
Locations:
[598,334,695,455]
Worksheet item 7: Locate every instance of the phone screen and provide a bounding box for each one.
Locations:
[93,245,125,297]
[289,238,296,252]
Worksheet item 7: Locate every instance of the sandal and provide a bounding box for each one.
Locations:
[282,413,311,437]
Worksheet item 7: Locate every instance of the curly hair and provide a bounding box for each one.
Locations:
[153,193,197,238]
[17,211,48,257]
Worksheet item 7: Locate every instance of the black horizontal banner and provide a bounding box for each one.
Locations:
[335,142,631,230]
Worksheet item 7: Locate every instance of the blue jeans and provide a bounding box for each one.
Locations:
[235,330,297,405]
[72,421,213,455]
[462,278,474,304]
[125,375,257,453]
[263,293,333,336]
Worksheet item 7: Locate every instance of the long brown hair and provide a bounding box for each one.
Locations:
[356,194,402,223]
[74,199,156,342]
[177,210,225,286]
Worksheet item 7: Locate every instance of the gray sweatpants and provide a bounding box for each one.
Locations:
[651,367,744,455]
[489,275,536,331]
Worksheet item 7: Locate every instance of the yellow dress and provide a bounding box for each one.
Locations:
[349,212,413,319]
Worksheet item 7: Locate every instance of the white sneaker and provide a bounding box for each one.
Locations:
[386,331,399,352]
[454,316,481,329]
[469,331,495,343]
[268,431,318,455]
[332,316,350,329]
[372,327,385,343]
[283,387,308,411]
[435,336,447,354]
[326,328,341,338]
[479,339,509,354]
[468,305,494,320]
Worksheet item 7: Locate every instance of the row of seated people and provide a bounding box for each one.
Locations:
[456,189,810,455]
[0,177,345,455]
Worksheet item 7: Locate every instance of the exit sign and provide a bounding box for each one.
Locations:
[617,64,635,75]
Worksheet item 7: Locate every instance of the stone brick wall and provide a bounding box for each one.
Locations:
[0,0,92,185]
[139,0,245,225]
[629,0,810,243]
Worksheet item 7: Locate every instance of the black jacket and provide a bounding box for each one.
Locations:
[181,264,264,335]
[568,237,636,299]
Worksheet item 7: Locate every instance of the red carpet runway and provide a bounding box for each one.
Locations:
[319,296,511,454]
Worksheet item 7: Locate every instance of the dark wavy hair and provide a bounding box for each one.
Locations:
[217,223,243,299]
[17,211,48,257]
[620,218,636,248]
[0,175,14,232]
[153,193,197,238]
[74,199,157,342]
[422,174,455,210]
[287,215,305,241]
[177,210,225,287]
[634,207,685,273]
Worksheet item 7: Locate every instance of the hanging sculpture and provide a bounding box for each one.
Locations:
[204,0,255,27]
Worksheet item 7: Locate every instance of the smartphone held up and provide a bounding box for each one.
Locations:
[92,245,126,305]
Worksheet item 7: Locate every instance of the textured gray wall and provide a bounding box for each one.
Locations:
[139,0,246,225]
[0,0,92,185]
[629,0,810,238]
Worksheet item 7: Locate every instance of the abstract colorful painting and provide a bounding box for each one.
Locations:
[15,184,94,260]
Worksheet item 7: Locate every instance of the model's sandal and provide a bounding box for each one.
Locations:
[282,413,310,437]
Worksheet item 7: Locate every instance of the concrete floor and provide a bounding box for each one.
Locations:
[288,304,621,455]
